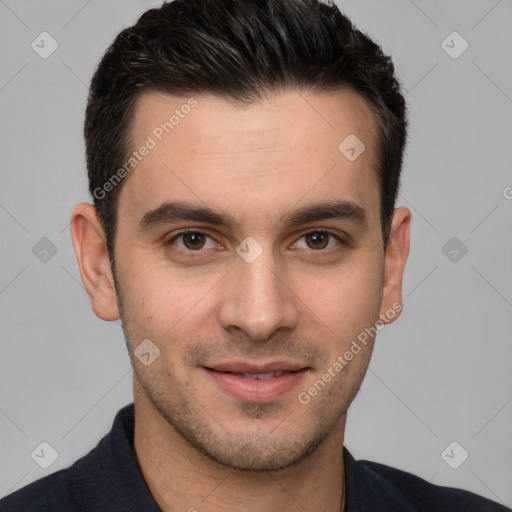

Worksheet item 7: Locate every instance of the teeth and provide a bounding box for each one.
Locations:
[242,371,287,379]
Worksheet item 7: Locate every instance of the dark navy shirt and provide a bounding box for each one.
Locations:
[1,403,509,511]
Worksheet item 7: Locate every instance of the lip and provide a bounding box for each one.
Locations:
[204,360,309,373]
[202,365,310,403]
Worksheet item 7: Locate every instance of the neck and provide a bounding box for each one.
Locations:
[133,378,346,512]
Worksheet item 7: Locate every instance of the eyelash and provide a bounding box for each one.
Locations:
[165,228,344,256]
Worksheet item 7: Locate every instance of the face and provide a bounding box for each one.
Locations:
[72,88,410,472]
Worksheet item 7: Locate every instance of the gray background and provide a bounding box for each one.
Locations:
[1,0,511,507]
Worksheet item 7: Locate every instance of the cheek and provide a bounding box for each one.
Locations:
[300,257,383,336]
[117,243,383,345]
[119,264,214,341]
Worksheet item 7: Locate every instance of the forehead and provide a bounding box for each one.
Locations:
[118,88,381,232]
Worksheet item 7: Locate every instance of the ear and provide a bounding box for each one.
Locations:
[378,206,411,325]
[70,202,120,321]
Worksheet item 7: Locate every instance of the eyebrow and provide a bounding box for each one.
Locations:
[137,199,367,233]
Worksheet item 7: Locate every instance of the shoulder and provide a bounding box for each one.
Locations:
[0,403,140,512]
[350,453,511,512]
[0,468,75,511]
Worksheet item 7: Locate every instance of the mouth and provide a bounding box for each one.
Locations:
[202,365,310,402]
[205,368,301,379]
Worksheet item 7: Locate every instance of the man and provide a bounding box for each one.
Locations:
[1,0,509,510]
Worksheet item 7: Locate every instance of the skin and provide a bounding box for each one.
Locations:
[71,88,410,512]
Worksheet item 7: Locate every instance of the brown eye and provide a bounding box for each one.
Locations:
[305,231,330,250]
[182,232,206,250]
[167,230,217,252]
[293,230,342,252]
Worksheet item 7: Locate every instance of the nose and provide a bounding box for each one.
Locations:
[217,246,300,342]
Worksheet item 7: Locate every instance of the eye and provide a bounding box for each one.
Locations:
[167,230,218,252]
[165,228,343,255]
[293,230,342,251]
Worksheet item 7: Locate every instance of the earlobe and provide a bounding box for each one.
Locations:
[378,206,411,325]
[70,202,120,321]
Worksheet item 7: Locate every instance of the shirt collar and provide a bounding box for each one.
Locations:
[68,403,161,511]
[69,402,360,512]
